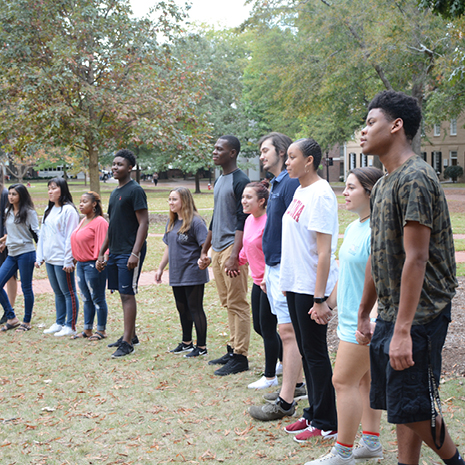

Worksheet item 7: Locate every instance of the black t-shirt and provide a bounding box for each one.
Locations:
[108,180,148,255]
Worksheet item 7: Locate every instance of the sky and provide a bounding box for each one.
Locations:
[130,0,252,28]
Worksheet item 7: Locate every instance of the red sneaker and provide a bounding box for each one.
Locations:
[294,426,337,443]
[284,417,311,434]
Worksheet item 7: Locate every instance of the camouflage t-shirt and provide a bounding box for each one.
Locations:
[371,155,457,325]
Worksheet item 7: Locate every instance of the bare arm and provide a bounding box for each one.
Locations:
[389,221,430,371]
[198,230,212,269]
[127,209,149,270]
[96,230,110,272]
[155,245,169,283]
[224,230,244,277]
[356,257,378,344]
[309,232,332,325]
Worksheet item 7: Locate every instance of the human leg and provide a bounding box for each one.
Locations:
[183,284,207,348]
[45,263,67,326]
[0,255,18,321]
[6,276,17,308]
[172,286,194,344]
[52,266,79,330]
[16,251,36,323]
[85,262,108,333]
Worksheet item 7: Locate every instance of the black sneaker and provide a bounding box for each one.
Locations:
[111,341,134,358]
[170,342,194,354]
[214,353,248,376]
[0,312,7,325]
[107,334,139,348]
[184,346,207,358]
[208,345,233,365]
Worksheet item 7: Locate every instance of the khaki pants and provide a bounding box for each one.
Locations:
[211,244,250,356]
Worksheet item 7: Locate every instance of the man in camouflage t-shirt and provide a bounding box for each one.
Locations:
[357,91,462,465]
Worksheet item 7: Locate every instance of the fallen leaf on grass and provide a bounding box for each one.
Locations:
[41,407,55,412]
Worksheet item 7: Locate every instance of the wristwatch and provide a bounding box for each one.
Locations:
[313,296,328,304]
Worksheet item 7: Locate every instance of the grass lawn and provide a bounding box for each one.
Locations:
[1,179,463,463]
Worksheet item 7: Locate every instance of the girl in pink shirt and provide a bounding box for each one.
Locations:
[70,192,109,340]
[237,181,281,390]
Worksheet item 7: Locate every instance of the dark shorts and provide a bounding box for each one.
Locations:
[107,244,146,295]
[370,303,451,425]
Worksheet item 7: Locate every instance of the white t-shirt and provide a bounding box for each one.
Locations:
[280,179,339,295]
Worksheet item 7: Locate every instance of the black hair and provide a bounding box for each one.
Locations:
[349,167,384,196]
[82,191,104,217]
[245,180,270,208]
[367,90,422,142]
[294,138,322,171]
[43,177,76,222]
[114,149,136,169]
[218,135,241,156]
[259,132,293,170]
[6,183,35,224]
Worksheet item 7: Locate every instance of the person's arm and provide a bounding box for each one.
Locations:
[356,258,378,344]
[155,245,169,283]
[309,232,333,324]
[63,208,79,272]
[389,221,430,371]
[127,208,149,270]
[96,230,109,272]
[224,230,244,277]
[93,218,109,261]
[199,230,212,270]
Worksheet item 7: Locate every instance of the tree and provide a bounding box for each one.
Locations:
[444,164,464,182]
[0,0,209,193]
[245,0,453,152]
[418,0,465,18]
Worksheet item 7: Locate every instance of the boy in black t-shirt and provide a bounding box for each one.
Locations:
[97,150,149,358]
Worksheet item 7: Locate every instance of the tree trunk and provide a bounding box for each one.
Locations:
[195,170,201,194]
[88,144,100,194]
[136,163,141,184]
[411,84,423,156]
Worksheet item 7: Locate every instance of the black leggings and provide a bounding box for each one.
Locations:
[286,291,337,431]
[251,283,282,377]
[172,284,207,347]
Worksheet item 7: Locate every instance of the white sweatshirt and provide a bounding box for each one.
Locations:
[36,204,79,268]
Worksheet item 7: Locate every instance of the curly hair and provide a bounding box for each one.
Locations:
[367,90,422,142]
[114,149,136,169]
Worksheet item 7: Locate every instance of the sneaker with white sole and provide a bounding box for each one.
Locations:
[264,384,307,403]
[352,438,383,461]
[284,417,311,434]
[304,447,355,465]
[54,326,77,337]
[294,426,338,443]
[170,342,194,354]
[275,361,283,376]
[107,335,140,348]
[248,375,279,390]
[111,341,134,358]
[248,398,296,421]
[184,346,207,358]
[44,323,63,334]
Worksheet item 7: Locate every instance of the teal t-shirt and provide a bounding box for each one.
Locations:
[337,218,371,344]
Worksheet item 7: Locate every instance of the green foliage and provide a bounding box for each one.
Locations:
[0,0,210,192]
[444,164,464,182]
[418,0,465,18]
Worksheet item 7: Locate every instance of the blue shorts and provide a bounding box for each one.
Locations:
[370,303,451,424]
[265,264,291,325]
[107,244,146,295]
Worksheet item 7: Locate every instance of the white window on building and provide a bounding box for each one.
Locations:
[421,152,427,161]
[349,153,356,170]
[360,154,368,167]
[450,119,457,136]
[434,124,441,137]
[433,151,442,174]
[450,150,458,166]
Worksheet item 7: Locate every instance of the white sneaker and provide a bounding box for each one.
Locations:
[54,326,77,337]
[44,323,63,334]
[304,447,355,465]
[248,375,279,390]
[353,437,383,460]
[275,361,283,376]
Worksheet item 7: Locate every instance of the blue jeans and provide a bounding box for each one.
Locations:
[0,251,35,322]
[76,261,108,331]
[46,263,79,330]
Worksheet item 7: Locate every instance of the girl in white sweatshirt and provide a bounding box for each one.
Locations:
[36,178,80,337]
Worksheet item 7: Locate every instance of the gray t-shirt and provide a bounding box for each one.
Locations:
[163,216,209,286]
[210,168,250,252]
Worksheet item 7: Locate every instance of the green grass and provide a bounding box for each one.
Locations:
[2,283,464,464]
[451,212,465,235]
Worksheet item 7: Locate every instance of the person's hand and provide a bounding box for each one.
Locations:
[198,254,211,270]
[127,254,139,270]
[356,314,373,345]
[155,269,163,283]
[0,243,5,253]
[224,255,240,277]
[63,265,74,273]
[309,302,332,325]
[34,261,42,269]
[389,331,415,371]
[260,279,267,294]
[96,256,106,272]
